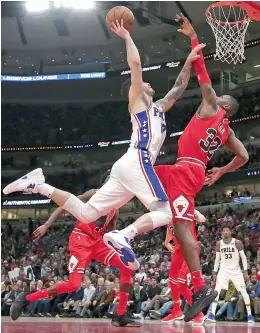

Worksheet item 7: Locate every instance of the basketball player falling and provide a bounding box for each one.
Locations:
[3,21,203,269]
[163,222,205,325]
[105,14,249,321]
[208,225,254,323]
[9,173,141,327]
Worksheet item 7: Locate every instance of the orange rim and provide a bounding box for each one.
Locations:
[206,1,260,24]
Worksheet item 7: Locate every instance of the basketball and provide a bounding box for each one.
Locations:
[106,6,134,31]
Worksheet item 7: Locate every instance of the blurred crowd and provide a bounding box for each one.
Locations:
[2,90,260,148]
[2,206,260,321]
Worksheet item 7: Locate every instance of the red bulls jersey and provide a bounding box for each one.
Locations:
[178,108,231,165]
[74,209,116,240]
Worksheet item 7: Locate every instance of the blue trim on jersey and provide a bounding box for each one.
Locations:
[135,111,150,150]
[140,150,168,202]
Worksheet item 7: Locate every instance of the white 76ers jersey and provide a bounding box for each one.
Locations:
[220,238,240,271]
[129,102,167,164]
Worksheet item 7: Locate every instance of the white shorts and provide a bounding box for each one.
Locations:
[87,148,168,216]
[216,269,245,292]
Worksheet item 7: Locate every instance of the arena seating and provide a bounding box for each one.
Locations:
[2,207,260,321]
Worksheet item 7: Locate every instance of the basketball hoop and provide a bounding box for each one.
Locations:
[206,1,260,64]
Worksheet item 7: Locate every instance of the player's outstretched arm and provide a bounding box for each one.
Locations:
[33,189,97,242]
[205,130,249,186]
[110,19,143,107]
[156,44,204,113]
[175,14,217,117]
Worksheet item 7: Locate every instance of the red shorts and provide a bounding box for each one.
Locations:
[68,229,116,275]
[155,162,205,223]
[169,250,189,283]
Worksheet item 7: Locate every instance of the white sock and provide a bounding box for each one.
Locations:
[37,184,55,198]
[121,225,138,240]
[245,304,252,316]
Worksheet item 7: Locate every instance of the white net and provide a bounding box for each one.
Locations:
[206,4,250,64]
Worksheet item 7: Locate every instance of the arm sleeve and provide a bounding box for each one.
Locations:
[213,252,221,273]
[239,250,248,271]
[191,38,211,85]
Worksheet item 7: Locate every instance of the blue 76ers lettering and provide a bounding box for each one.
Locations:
[154,107,167,133]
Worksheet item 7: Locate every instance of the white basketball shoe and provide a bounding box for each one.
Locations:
[3,168,45,195]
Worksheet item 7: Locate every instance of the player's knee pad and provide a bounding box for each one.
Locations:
[63,195,100,223]
[147,201,172,228]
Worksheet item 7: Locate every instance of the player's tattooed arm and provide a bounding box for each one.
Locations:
[156,44,205,112]
[33,189,97,242]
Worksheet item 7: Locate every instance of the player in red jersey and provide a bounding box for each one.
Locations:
[162,220,205,325]
[10,173,141,327]
[155,14,249,322]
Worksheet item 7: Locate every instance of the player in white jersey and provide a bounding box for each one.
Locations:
[207,226,254,323]
[3,20,203,271]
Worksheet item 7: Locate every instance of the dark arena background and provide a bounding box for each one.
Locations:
[1,1,260,333]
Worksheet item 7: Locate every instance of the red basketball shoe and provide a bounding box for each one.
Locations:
[161,310,184,324]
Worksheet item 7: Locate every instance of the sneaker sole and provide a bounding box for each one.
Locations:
[111,322,142,327]
[103,234,140,270]
[184,290,218,322]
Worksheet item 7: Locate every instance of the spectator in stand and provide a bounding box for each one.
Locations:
[137,278,162,319]
[215,282,239,321]
[87,278,105,316]
[238,274,260,321]
[160,255,170,270]
[75,279,96,317]
[91,281,115,318]
[150,249,160,263]
[135,267,147,284]
[58,281,86,317]
[1,283,21,316]
[128,281,147,315]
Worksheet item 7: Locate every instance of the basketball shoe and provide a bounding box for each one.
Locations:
[184,286,218,322]
[207,312,216,322]
[161,310,184,324]
[3,168,45,195]
[111,314,142,327]
[10,292,28,321]
[193,312,205,325]
[103,231,140,270]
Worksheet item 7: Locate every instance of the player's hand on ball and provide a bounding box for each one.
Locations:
[205,167,222,186]
[175,13,196,38]
[110,19,130,39]
[33,224,49,242]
